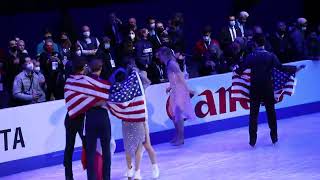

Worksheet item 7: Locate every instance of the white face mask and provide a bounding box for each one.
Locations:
[229,20,236,27]
[129,34,135,40]
[104,43,110,49]
[34,66,41,72]
[83,31,90,37]
[26,63,34,71]
[76,50,82,56]
[203,35,210,42]
[150,23,156,29]
[302,27,307,31]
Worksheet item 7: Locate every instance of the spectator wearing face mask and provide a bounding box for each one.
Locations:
[174,50,189,79]
[156,22,172,48]
[220,16,242,53]
[33,59,46,92]
[193,26,220,77]
[128,17,138,32]
[269,21,293,63]
[12,57,45,106]
[147,17,162,50]
[36,31,59,56]
[7,40,19,59]
[236,11,250,37]
[58,32,72,66]
[194,26,220,58]
[96,36,117,80]
[39,39,64,101]
[120,29,137,63]
[6,40,23,94]
[77,25,100,59]
[290,17,308,60]
[135,28,153,71]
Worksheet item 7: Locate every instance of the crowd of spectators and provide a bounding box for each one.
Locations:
[0,11,319,109]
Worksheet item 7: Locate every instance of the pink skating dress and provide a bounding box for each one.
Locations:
[167,59,196,122]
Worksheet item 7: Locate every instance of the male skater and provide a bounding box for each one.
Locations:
[236,33,304,147]
[64,57,87,180]
[85,58,111,180]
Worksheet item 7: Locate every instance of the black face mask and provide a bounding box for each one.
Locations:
[10,46,17,52]
[157,28,164,34]
[129,24,136,29]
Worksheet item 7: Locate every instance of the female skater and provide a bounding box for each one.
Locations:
[109,66,160,179]
[157,47,196,146]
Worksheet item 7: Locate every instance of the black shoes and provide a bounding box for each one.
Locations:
[249,134,257,147]
[270,132,278,144]
[249,132,278,147]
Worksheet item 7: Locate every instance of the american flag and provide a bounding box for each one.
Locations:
[231,68,296,103]
[64,75,110,119]
[107,71,146,122]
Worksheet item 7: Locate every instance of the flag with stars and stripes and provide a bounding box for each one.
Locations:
[107,71,146,122]
[64,75,110,119]
[231,68,296,103]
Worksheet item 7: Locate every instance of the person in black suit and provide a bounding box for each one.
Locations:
[220,16,242,52]
[64,57,88,180]
[236,33,304,147]
[85,58,111,180]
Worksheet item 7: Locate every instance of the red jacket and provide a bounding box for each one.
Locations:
[194,38,220,57]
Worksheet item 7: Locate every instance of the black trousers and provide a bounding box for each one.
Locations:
[85,107,111,180]
[63,113,86,179]
[249,86,277,138]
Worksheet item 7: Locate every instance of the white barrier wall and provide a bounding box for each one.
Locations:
[0,60,319,164]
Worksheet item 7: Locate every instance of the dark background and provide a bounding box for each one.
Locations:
[0,0,318,56]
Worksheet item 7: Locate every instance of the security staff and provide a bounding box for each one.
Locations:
[85,58,111,180]
[237,33,304,147]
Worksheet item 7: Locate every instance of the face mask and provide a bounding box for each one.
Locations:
[34,66,40,72]
[302,27,307,31]
[240,19,246,24]
[203,36,210,42]
[129,34,135,40]
[46,46,53,53]
[229,20,236,27]
[26,63,34,71]
[129,24,136,29]
[150,23,156,29]
[83,31,90,37]
[10,46,17,52]
[104,43,110,49]
[76,50,82,56]
[157,27,164,33]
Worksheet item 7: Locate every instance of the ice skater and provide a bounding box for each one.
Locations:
[235,33,305,147]
[156,47,196,146]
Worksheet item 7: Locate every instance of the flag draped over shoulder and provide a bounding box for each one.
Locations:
[107,71,147,122]
[64,75,110,119]
[231,68,296,103]
[65,72,146,180]
[64,71,146,121]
